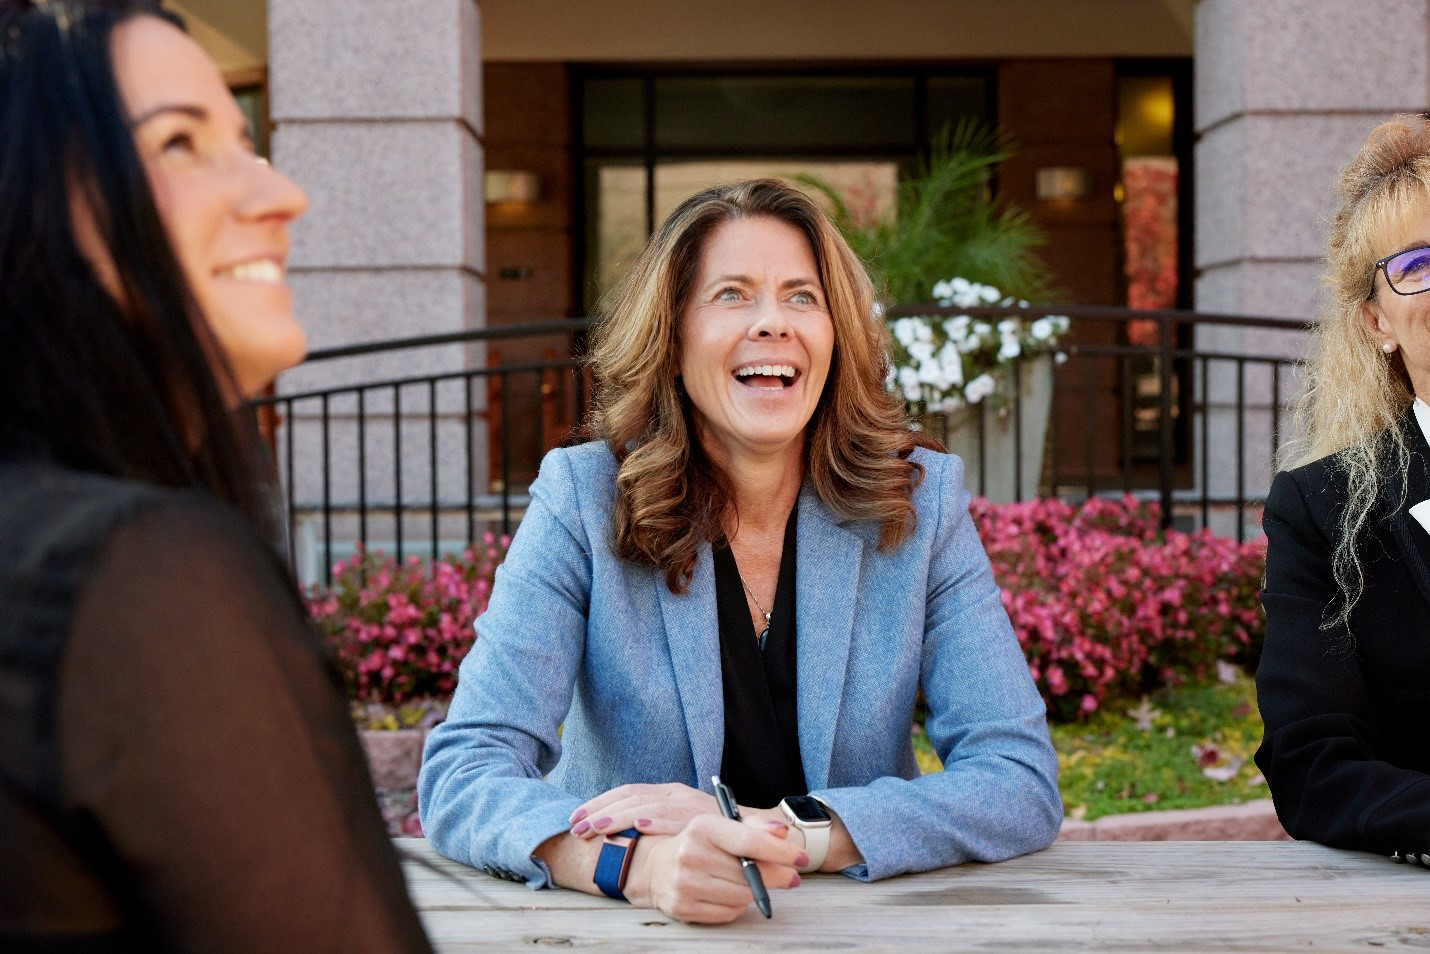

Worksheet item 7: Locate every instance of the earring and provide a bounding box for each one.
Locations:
[1383,341,1397,353]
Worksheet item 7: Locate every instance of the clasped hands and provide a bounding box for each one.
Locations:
[567,782,806,924]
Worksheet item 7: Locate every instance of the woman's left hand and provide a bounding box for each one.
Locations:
[567,783,722,839]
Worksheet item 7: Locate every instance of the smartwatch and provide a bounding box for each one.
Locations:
[779,795,833,873]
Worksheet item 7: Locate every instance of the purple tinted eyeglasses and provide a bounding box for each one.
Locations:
[1372,244,1430,298]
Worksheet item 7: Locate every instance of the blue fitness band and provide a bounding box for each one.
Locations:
[593,827,642,901]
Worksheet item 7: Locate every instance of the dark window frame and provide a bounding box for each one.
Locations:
[571,63,998,312]
[1114,58,1195,473]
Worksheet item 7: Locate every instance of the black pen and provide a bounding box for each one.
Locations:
[711,775,772,918]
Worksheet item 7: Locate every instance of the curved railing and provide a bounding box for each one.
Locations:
[252,307,1307,584]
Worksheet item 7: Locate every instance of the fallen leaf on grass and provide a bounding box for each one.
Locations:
[1192,743,1245,782]
[1192,743,1221,768]
[1202,757,1244,783]
[1126,697,1162,731]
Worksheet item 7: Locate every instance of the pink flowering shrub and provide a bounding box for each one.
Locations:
[306,500,1264,724]
[972,496,1265,723]
[306,533,509,704]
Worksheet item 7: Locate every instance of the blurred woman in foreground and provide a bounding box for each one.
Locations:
[0,2,431,948]
[1258,114,1430,864]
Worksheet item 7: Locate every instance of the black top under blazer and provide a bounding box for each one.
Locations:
[1257,408,1430,860]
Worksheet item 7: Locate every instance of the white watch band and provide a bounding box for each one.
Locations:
[780,800,832,873]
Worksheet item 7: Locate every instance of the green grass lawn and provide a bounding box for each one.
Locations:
[912,669,1267,820]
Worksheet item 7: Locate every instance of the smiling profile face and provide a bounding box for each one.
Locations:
[676,215,835,465]
[106,15,309,399]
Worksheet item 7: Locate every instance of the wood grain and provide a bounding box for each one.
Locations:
[397,838,1430,952]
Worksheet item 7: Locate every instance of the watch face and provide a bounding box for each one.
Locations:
[784,795,832,824]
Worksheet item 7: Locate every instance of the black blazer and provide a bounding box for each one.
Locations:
[1257,408,1430,860]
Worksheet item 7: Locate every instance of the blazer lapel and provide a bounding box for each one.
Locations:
[794,488,865,791]
[654,545,725,789]
[1391,409,1430,608]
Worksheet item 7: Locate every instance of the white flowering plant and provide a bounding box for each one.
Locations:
[886,277,1070,415]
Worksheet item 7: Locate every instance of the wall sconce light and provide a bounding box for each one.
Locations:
[485,170,541,204]
[1035,167,1092,201]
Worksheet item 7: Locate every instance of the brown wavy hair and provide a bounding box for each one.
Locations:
[588,179,938,592]
[1283,114,1430,631]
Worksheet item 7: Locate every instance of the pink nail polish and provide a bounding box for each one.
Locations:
[569,808,587,824]
[571,820,591,835]
[593,816,612,829]
[636,818,652,827]
[791,874,802,888]
[794,852,810,869]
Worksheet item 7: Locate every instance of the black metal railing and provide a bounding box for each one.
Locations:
[885,304,1308,542]
[253,307,1307,584]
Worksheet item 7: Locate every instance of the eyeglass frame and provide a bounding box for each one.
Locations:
[1370,244,1430,299]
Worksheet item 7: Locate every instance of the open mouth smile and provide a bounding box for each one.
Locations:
[733,363,801,391]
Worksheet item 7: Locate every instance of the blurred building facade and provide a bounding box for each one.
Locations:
[173,0,1429,545]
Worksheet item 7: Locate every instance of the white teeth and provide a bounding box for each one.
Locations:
[217,260,283,284]
[734,364,797,379]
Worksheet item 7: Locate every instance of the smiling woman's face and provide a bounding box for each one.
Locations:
[1365,210,1430,401]
[676,215,835,465]
[104,15,310,399]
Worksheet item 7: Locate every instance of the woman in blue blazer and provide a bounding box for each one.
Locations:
[420,179,1061,923]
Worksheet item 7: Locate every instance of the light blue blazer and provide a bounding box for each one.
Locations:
[419,441,1061,887]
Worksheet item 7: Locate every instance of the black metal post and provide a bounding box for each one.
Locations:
[285,397,296,573]
[1082,353,1096,501]
[429,378,439,562]
[1157,317,1175,532]
[500,368,512,537]
[394,385,403,561]
[1235,358,1246,543]
[1199,358,1209,532]
[465,372,475,550]
[321,393,332,583]
[1012,358,1024,501]
[357,389,368,551]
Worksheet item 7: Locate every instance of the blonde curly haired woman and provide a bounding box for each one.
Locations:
[420,179,1060,923]
[1258,114,1430,865]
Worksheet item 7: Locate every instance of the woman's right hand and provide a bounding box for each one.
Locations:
[625,815,806,924]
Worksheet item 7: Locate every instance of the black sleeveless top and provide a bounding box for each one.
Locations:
[0,457,431,952]
[711,508,807,809]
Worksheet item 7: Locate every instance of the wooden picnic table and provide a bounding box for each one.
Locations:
[398,836,1430,952]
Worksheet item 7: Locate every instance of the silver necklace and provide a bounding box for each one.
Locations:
[737,574,772,652]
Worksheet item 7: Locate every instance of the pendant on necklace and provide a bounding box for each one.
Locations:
[758,614,771,653]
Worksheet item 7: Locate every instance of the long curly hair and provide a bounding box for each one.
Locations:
[588,179,937,593]
[1283,114,1430,630]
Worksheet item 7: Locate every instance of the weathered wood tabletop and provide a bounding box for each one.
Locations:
[398,837,1429,952]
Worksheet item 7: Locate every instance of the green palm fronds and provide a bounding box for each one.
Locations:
[799,120,1053,306]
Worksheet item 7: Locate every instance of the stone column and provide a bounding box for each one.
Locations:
[268,0,487,579]
[1194,0,1428,536]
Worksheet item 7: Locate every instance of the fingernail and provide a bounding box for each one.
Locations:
[791,874,802,888]
[569,808,587,824]
[571,820,591,836]
[593,816,612,830]
[794,852,810,869]
[636,818,652,827]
